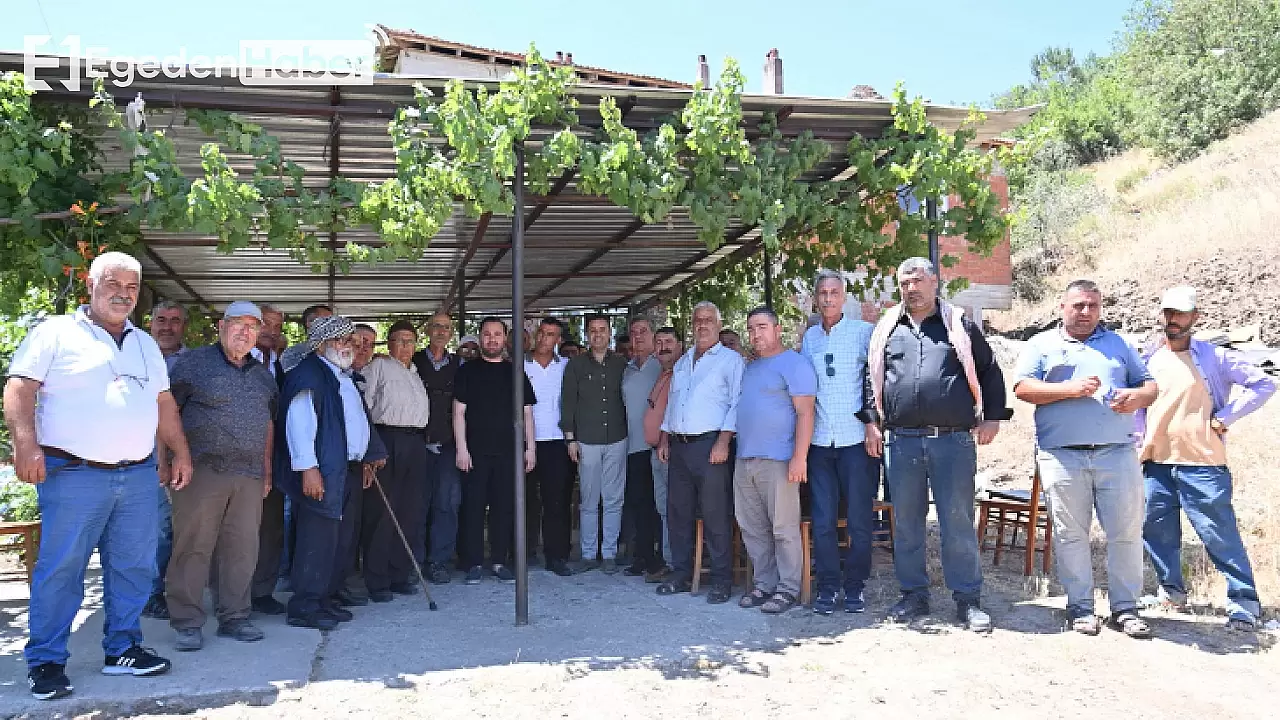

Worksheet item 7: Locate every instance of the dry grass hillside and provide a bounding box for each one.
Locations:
[981,111,1280,616]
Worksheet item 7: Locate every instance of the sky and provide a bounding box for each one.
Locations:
[4,0,1133,107]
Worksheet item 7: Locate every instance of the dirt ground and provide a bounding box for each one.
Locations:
[72,548,1274,720]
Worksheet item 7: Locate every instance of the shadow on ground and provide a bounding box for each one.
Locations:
[1,544,1273,718]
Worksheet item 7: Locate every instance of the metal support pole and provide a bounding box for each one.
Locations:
[455,267,467,339]
[512,143,529,626]
[762,244,774,310]
[926,197,940,287]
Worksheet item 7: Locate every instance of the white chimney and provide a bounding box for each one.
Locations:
[763,48,783,94]
[696,54,710,87]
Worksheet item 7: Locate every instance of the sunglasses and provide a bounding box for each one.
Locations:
[824,353,835,377]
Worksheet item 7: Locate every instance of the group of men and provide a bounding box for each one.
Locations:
[4,250,1272,702]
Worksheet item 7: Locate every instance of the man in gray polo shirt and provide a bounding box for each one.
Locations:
[621,316,664,577]
[163,302,279,651]
[1014,279,1158,638]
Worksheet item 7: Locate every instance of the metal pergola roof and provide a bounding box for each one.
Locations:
[4,54,1038,321]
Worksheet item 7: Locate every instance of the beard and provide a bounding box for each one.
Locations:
[480,346,504,359]
[324,346,355,370]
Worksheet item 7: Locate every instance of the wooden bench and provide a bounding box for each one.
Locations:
[0,520,42,584]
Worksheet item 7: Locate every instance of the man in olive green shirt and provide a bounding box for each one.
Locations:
[561,315,629,573]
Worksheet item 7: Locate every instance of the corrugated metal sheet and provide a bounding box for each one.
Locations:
[2,53,1039,320]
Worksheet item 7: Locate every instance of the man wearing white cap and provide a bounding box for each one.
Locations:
[163,301,279,650]
[275,315,387,630]
[1138,286,1275,630]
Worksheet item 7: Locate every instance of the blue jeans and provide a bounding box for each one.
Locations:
[807,443,879,596]
[884,430,982,604]
[425,443,462,567]
[1143,462,1261,618]
[26,457,159,668]
[152,485,172,597]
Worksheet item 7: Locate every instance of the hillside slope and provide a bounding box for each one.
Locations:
[981,114,1280,612]
[993,110,1280,342]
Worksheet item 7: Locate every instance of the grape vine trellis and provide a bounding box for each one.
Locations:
[0,46,1006,319]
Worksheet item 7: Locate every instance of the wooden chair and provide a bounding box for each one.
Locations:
[799,501,894,605]
[691,519,750,592]
[976,463,1052,576]
[0,520,42,584]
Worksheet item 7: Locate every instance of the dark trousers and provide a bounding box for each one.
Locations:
[462,451,515,569]
[288,463,362,617]
[807,442,879,596]
[251,487,285,599]
[528,440,573,564]
[668,435,733,586]
[363,427,428,592]
[424,444,462,567]
[624,450,660,570]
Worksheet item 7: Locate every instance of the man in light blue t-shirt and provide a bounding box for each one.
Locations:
[734,306,818,614]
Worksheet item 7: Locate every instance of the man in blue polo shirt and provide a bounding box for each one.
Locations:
[736,306,817,614]
[1014,279,1158,639]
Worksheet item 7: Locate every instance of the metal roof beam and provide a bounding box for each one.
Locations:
[526,218,645,306]
[326,86,342,308]
[140,246,217,314]
[610,224,757,309]
[442,212,492,313]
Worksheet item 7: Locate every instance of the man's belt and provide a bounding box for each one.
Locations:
[668,431,718,443]
[375,424,427,434]
[1060,443,1111,451]
[885,426,969,439]
[41,446,150,470]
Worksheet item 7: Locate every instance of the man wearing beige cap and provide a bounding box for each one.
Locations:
[163,301,279,651]
[1138,286,1275,630]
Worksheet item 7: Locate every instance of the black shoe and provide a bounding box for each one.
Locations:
[216,619,265,643]
[491,564,516,583]
[102,645,171,676]
[28,663,72,700]
[958,602,992,633]
[623,562,648,577]
[389,581,419,596]
[464,566,484,584]
[251,595,286,615]
[656,578,692,595]
[140,594,169,620]
[547,559,573,577]
[287,612,339,631]
[334,589,369,607]
[323,604,354,623]
[427,564,452,584]
[706,584,732,605]
[368,590,395,603]
[886,595,930,623]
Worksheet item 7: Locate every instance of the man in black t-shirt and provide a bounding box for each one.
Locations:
[453,317,537,584]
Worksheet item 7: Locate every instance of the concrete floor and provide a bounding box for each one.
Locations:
[0,562,801,718]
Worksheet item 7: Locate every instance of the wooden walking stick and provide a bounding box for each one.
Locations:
[370,473,438,611]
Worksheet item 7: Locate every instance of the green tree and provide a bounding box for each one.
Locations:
[1123,0,1280,160]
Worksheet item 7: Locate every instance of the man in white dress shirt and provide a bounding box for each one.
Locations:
[524,318,575,576]
[655,301,745,604]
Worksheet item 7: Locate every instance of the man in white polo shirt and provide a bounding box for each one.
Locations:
[4,252,194,701]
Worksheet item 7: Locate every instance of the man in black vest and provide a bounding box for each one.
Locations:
[276,315,387,630]
[412,312,464,583]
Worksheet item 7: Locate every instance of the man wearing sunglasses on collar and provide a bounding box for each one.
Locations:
[5,252,193,700]
[800,269,879,617]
